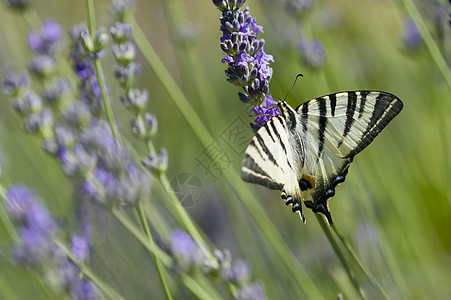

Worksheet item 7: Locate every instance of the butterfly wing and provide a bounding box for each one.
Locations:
[242,112,307,220]
[296,91,403,224]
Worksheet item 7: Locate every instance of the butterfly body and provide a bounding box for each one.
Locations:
[242,91,403,225]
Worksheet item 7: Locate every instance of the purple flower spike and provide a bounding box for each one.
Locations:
[71,234,89,262]
[5,185,37,222]
[218,5,274,106]
[13,227,57,267]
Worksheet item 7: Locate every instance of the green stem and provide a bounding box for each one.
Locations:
[402,0,451,91]
[0,273,19,300]
[112,207,217,299]
[181,275,223,300]
[136,203,173,300]
[111,206,172,266]
[158,173,216,264]
[85,0,122,143]
[316,215,367,300]
[331,224,390,300]
[144,139,216,265]
[55,240,126,300]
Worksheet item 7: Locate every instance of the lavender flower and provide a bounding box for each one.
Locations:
[5,185,40,222]
[110,22,133,44]
[121,88,148,114]
[142,148,168,175]
[110,0,134,19]
[27,20,63,55]
[2,71,30,97]
[214,1,278,128]
[69,23,104,116]
[298,37,325,69]
[221,259,252,284]
[41,77,72,108]
[170,229,205,272]
[2,0,34,10]
[5,186,100,297]
[115,62,141,90]
[12,90,43,116]
[71,235,89,262]
[402,17,422,48]
[249,94,278,132]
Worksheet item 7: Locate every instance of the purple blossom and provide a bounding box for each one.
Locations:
[3,0,34,10]
[28,20,63,55]
[221,259,252,284]
[25,203,57,233]
[69,23,104,115]
[13,227,57,267]
[59,144,97,177]
[62,101,92,129]
[114,62,141,89]
[119,162,151,204]
[250,95,279,131]
[110,22,133,43]
[170,229,205,271]
[5,185,38,222]
[402,17,422,48]
[1,71,30,97]
[298,37,325,69]
[28,54,57,77]
[71,235,89,262]
[142,148,168,175]
[71,280,100,300]
[24,108,54,137]
[41,77,72,107]
[120,88,148,113]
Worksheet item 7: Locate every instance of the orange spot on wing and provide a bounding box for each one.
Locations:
[301,174,315,188]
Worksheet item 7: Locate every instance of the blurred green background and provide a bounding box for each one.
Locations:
[0,0,450,299]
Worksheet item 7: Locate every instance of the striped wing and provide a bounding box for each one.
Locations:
[297,91,403,224]
[241,90,403,225]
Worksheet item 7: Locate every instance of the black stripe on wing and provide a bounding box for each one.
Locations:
[346,92,403,157]
[337,91,357,148]
[242,154,284,190]
[317,98,327,159]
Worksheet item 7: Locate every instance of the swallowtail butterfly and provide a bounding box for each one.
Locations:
[241,91,403,225]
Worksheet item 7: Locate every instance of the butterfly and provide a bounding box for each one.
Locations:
[241,91,403,225]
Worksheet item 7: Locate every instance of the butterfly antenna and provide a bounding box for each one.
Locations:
[283,73,304,101]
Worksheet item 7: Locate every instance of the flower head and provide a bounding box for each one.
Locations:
[402,17,422,48]
[298,37,325,69]
[2,71,30,97]
[170,229,205,272]
[28,20,63,55]
[250,95,279,131]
